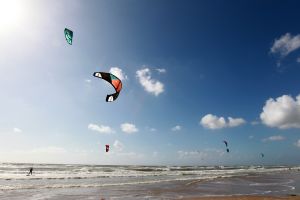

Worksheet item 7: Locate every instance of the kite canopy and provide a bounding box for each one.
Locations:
[64,28,73,45]
[223,140,228,147]
[223,140,229,153]
[93,72,122,102]
[105,145,110,152]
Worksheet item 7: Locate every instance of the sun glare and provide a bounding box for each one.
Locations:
[0,0,24,31]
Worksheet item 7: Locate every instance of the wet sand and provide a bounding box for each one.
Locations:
[184,195,300,200]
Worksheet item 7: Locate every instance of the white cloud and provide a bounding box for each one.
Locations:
[88,123,115,134]
[171,125,181,131]
[150,128,156,132]
[228,117,246,127]
[260,94,300,129]
[113,140,124,152]
[109,67,127,81]
[156,68,166,73]
[13,128,22,133]
[270,33,300,57]
[295,140,300,148]
[200,114,245,130]
[121,123,138,134]
[262,135,285,142]
[136,68,164,96]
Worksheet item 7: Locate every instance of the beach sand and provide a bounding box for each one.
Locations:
[184,195,300,200]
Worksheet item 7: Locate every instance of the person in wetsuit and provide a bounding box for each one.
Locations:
[27,167,33,176]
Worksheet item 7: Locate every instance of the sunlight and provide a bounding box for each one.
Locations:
[0,0,24,31]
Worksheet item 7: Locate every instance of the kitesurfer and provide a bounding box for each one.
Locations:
[27,167,33,176]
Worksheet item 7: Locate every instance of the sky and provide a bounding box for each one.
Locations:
[0,0,300,166]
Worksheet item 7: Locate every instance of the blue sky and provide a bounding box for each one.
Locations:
[0,0,300,165]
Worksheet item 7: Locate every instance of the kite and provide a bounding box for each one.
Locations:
[105,145,110,152]
[223,140,228,147]
[64,28,73,45]
[261,153,264,158]
[223,140,229,153]
[93,72,122,102]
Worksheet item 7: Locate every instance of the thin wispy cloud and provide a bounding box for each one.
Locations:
[152,151,158,157]
[260,94,300,129]
[295,139,300,148]
[271,33,300,57]
[113,140,124,152]
[251,121,259,125]
[88,123,115,134]
[136,68,164,96]
[171,125,181,131]
[30,146,67,154]
[13,128,22,133]
[156,68,166,73]
[121,123,138,134]
[109,67,128,81]
[200,114,245,130]
[262,135,285,142]
[178,148,224,159]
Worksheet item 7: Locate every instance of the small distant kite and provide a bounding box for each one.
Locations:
[223,140,229,153]
[223,140,228,147]
[261,153,264,158]
[64,28,73,45]
[93,72,122,102]
[105,145,110,152]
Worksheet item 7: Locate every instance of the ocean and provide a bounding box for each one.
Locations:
[0,163,299,199]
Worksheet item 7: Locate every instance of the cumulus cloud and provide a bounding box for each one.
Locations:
[13,128,22,133]
[88,123,115,134]
[262,135,285,142]
[228,117,245,127]
[200,114,245,129]
[136,68,164,96]
[295,140,300,148]
[113,140,124,151]
[270,33,300,57]
[156,68,166,73]
[121,123,138,134]
[171,125,181,131]
[109,67,127,81]
[260,94,300,129]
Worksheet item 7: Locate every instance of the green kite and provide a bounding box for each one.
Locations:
[64,28,73,45]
